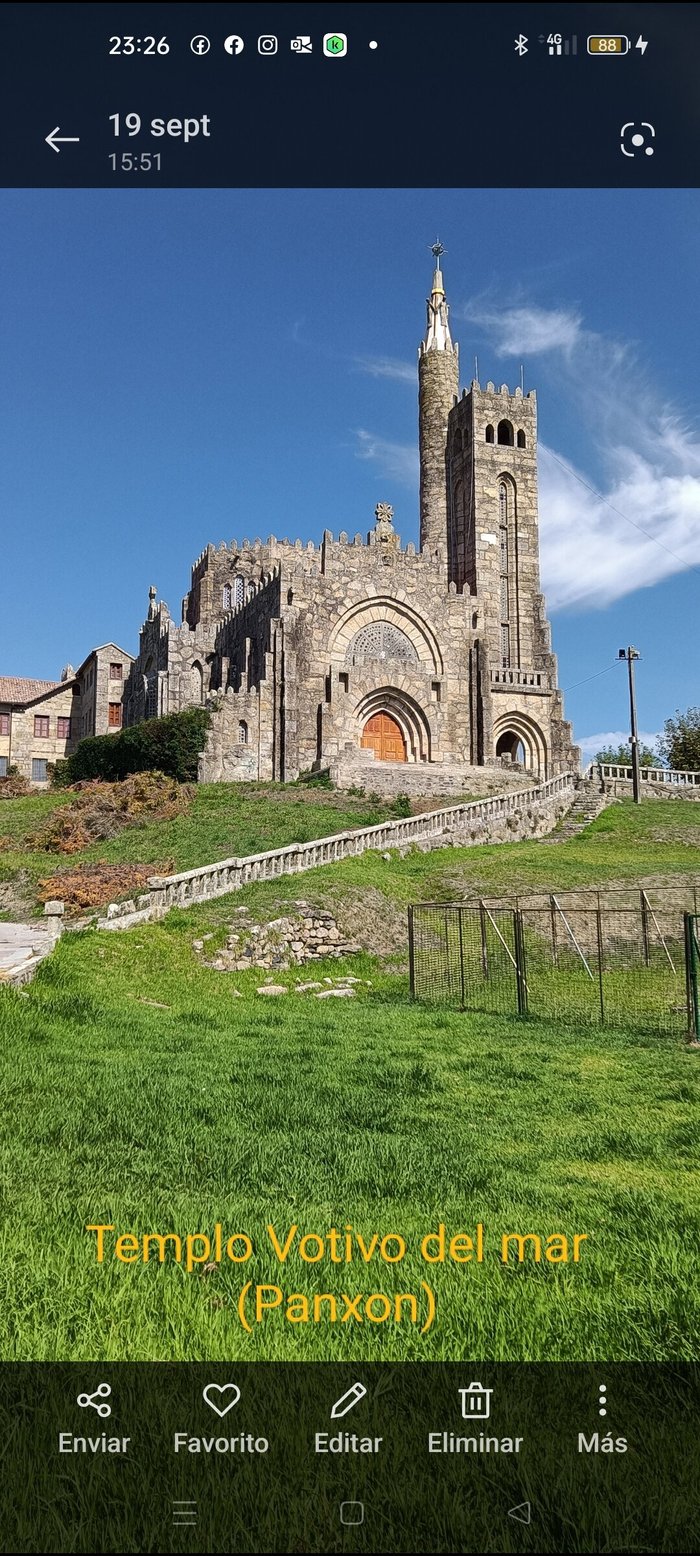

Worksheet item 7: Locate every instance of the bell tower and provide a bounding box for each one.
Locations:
[418,243,459,556]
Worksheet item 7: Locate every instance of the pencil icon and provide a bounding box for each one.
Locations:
[330,1382,367,1419]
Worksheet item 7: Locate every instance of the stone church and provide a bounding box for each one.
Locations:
[124,253,579,791]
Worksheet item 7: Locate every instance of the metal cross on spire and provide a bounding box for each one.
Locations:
[431,239,446,263]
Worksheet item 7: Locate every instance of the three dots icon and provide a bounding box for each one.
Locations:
[598,1382,607,1417]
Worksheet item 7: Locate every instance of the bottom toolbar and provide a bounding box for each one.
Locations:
[0,1363,697,1552]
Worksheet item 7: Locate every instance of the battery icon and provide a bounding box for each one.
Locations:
[587,35,630,54]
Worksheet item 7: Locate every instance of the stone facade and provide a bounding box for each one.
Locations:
[0,643,133,786]
[0,675,79,786]
[73,644,133,741]
[122,261,579,788]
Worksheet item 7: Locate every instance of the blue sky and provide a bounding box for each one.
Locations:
[1,187,699,757]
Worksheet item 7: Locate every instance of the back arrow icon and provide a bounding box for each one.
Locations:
[508,1502,532,1525]
[45,127,80,153]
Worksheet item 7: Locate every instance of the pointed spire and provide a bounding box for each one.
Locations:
[421,240,456,355]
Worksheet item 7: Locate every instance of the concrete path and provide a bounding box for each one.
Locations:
[0,923,57,986]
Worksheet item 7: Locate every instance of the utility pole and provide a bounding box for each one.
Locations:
[619,647,641,804]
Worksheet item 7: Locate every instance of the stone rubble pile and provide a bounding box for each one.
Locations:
[193,900,361,973]
[255,975,369,998]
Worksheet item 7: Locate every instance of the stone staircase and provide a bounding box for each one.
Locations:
[0,921,60,986]
[540,779,611,843]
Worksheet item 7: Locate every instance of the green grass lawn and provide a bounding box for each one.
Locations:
[0,780,426,916]
[1,796,699,1364]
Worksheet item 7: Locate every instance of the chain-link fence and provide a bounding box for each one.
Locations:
[409,888,699,1036]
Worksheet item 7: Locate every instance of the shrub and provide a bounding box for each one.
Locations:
[392,793,412,818]
[27,771,194,854]
[36,859,175,913]
[52,707,211,786]
[0,766,31,798]
[294,769,333,789]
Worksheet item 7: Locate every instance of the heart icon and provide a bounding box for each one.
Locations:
[202,1383,241,1417]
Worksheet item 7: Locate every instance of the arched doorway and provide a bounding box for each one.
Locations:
[496,731,527,767]
[493,711,547,777]
[361,712,407,763]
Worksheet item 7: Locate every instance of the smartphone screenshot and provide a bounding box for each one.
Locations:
[1,3,699,1550]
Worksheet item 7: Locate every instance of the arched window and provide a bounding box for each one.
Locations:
[517,429,526,449]
[499,482,510,669]
[190,661,204,705]
[238,720,248,745]
[144,656,158,719]
[497,419,514,446]
[224,577,245,610]
[485,424,495,444]
[346,621,418,666]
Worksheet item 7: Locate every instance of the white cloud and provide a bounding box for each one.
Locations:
[465,302,583,357]
[539,429,700,609]
[469,302,700,607]
[354,429,419,487]
[355,301,700,610]
[355,355,416,384]
[577,730,662,758]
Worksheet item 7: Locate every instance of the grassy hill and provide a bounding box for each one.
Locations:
[0,779,432,918]
[1,794,699,1364]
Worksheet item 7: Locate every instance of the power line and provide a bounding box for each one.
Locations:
[562,660,620,693]
[541,445,700,582]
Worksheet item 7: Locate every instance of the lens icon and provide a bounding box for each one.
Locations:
[258,35,278,54]
[323,33,347,56]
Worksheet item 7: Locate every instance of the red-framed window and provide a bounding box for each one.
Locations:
[33,715,50,738]
[108,702,122,728]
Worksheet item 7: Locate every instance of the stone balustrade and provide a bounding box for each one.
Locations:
[490,668,544,689]
[586,763,700,787]
[96,772,575,929]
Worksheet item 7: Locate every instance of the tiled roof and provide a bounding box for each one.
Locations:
[0,677,66,705]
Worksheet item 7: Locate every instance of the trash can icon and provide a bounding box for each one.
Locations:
[459,1381,493,1420]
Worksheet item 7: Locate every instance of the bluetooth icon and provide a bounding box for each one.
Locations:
[514,34,528,56]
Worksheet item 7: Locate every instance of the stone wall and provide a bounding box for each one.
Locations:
[329,750,540,799]
[95,771,576,929]
[75,645,133,740]
[195,903,361,972]
[419,344,459,554]
[4,684,80,785]
[446,383,578,777]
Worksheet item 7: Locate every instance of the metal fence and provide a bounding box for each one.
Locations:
[409,889,700,1036]
[686,915,700,1042]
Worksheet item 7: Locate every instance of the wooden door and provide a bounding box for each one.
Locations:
[361,712,407,762]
